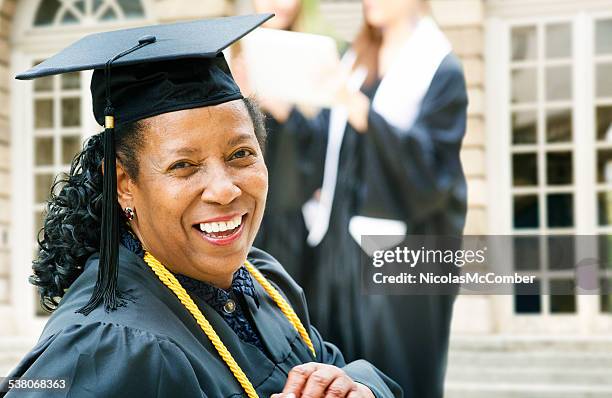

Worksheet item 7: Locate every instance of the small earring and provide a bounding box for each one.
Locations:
[124,207,135,221]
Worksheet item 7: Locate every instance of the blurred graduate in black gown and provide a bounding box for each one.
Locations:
[231,0,316,286]
[263,0,468,396]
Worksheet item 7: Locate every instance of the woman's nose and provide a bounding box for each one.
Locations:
[200,165,241,206]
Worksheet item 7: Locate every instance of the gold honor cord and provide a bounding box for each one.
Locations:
[242,261,316,356]
[143,252,316,398]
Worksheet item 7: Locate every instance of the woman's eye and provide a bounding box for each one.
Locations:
[170,161,193,170]
[231,149,254,160]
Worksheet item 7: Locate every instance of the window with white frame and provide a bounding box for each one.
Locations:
[497,12,612,318]
[594,17,612,314]
[25,0,147,316]
[33,68,82,238]
[509,20,577,315]
[31,65,86,315]
[33,0,145,27]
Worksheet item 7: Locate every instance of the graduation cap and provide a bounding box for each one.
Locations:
[17,13,273,315]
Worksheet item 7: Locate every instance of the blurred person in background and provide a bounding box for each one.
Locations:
[231,0,330,287]
[263,0,468,396]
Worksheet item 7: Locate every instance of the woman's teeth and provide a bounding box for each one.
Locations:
[199,215,242,234]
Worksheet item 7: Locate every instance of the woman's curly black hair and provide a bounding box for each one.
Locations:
[31,98,267,312]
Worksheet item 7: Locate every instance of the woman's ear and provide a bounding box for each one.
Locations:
[116,160,134,210]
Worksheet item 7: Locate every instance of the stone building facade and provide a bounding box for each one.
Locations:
[0,0,611,357]
[0,0,492,337]
[0,0,487,334]
[3,1,612,396]
[0,0,15,333]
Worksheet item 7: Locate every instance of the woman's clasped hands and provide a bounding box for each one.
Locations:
[271,363,375,398]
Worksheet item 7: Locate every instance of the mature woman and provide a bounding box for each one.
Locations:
[3,15,401,398]
[263,0,468,397]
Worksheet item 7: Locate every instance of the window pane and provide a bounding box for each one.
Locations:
[34,0,61,26]
[596,149,612,183]
[511,26,537,61]
[546,108,572,143]
[118,0,145,18]
[546,23,571,59]
[515,279,541,313]
[598,235,612,270]
[61,136,81,165]
[513,236,540,271]
[547,193,574,228]
[546,151,572,185]
[34,210,45,237]
[61,72,80,90]
[546,66,572,101]
[596,19,612,55]
[550,280,576,313]
[35,173,54,203]
[597,192,612,226]
[550,279,576,296]
[596,106,612,142]
[512,111,537,144]
[514,195,539,229]
[35,99,54,129]
[61,98,81,127]
[61,10,79,24]
[551,296,577,313]
[548,236,574,270]
[596,63,612,98]
[34,76,53,92]
[73,0,85,14]
[601,278,612,313]
[101,8,118,21]
[513,153,538,186]
[512,68,537,104]
[34,137,53,166]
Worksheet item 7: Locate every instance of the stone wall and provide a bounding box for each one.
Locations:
[432,0,487,235]
[0,0,233,336]
[152,0,232,21]
[0,0,489,329]
[0,0,14,307]
[431,0,491,334]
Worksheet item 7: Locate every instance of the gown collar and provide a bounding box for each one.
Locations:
[119,230,259,305]
[89,238,306,370]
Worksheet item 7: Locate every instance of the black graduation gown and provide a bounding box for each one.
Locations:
[254,116,312,286]
[279,53,468,398]
[2,245,401,398]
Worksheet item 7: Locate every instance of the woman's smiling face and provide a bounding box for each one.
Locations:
[118,99,268,288]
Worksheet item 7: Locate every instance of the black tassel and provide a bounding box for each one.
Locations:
[76,36,156,315]
[77,107,124,315]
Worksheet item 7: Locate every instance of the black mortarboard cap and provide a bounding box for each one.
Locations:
[16,13,273,315]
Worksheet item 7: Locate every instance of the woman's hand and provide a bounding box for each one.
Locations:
[330,69,370,134]
[271,362,376,398]
[342,90,370,134]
